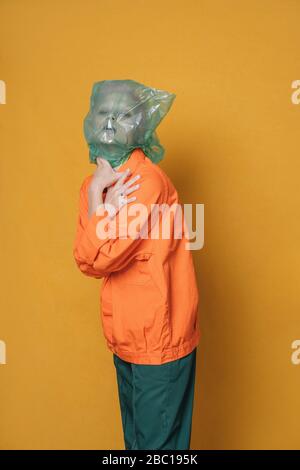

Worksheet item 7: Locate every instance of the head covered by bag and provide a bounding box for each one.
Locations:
[83,79,176,168]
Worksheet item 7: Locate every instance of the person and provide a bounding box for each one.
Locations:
[73,79,200,450]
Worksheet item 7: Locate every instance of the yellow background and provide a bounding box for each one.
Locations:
[1,0,300,450]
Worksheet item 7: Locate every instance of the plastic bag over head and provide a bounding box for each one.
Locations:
[83,79,176,168]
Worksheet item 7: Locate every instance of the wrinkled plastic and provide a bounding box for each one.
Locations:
[83,79,176,168]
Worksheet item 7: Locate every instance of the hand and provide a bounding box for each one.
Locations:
[104,172,141,219]
[90,157,124,192]
[87,157,141,219]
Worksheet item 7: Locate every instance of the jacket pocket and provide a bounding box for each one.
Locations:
[111,253,170,353]
[114,252,154,286]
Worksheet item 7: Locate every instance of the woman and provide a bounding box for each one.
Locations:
[73,79,200,450]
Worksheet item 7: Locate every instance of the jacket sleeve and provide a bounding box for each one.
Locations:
[73,172,166,279]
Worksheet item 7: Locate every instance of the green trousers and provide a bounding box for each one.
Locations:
[113,348,197,450]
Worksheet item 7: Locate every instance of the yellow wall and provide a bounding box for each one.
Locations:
[0,0,300,450]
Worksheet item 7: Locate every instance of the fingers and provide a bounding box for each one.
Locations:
[111,171,126,183]
[125,196,137,204]
[118,194,137,208]
[96,157,106,167]
[96,157,116,172]
[115,173,141,194]
[114,168,131,188]
[115,174,141,200]
[122,183,140,196]
[105,188,138,220]
[122,174,141,190]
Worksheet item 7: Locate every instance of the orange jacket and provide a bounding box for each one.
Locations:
[73,148,200,364]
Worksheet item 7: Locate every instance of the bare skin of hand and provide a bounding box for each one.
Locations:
[88,157,141,219]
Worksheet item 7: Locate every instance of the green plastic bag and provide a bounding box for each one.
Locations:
[83,79,176,168]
